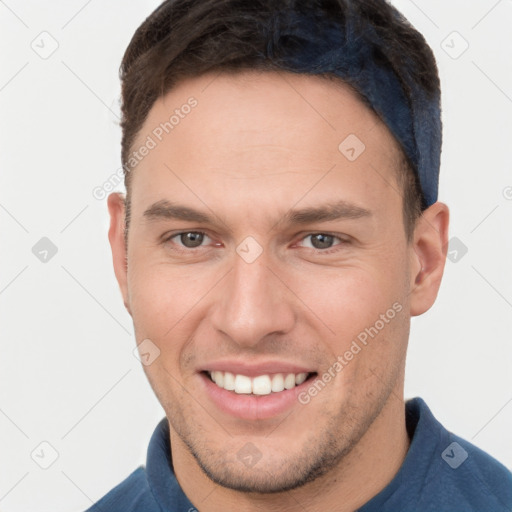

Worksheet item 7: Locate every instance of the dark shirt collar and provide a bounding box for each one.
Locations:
[357,397,442,511]
[145,417,195,511]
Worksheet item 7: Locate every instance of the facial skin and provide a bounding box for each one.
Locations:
[108,70,449,512]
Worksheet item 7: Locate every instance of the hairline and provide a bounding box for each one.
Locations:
[122,71,422,246]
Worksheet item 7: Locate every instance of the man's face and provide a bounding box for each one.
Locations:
[111,71,422,492]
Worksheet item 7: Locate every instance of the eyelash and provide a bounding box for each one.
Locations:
[162,231,347,254]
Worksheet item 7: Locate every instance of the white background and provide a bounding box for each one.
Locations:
[1,1,511,511]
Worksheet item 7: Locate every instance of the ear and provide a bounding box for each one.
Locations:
[409,202,450,316]
[107,192,132,316]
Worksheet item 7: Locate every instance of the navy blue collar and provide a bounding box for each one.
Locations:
[357,397,443,511]
[145,417,195,510]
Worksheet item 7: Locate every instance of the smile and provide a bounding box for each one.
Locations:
[206,370,315,395]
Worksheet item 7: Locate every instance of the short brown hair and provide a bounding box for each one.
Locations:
[119,0,437,241]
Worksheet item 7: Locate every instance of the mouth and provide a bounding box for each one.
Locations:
[198,361,319,420]
[203,370,318,395]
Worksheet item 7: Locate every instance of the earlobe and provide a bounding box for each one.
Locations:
[409,202,450,316]
[107,192,132,316]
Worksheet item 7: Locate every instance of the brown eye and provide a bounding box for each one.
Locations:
[308,234,335,249]
[295,233,347,252]
[179,232,205,248]
[166,231,211,249]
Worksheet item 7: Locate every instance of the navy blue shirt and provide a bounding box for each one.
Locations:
[86,398,512,511]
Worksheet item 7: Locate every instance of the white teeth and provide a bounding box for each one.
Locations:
[271,373,285,392]
[284,373,296,389]
[252,375,272,395]
[295,372,307,385]
[223,372,235,390]
[208,371,310,395]
[234,374,252,394]
[211,370,223,386]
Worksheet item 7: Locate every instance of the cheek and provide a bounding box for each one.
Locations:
[292,260,410,395]
[127,256,207,334]
[294,265,405,336]
[127,258,219,387]
[127,262,202,398]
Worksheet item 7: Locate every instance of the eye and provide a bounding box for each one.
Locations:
[166,231,212,249]
[297,233,345,251]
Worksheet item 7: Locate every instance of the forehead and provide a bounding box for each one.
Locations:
[128,70,403,226]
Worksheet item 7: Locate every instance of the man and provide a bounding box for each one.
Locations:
[89,0,512,510]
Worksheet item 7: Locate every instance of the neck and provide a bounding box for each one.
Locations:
[172,386,410,512]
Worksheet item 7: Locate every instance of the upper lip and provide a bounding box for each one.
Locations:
[200,360,315,377]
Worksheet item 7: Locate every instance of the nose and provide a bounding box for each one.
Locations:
[210,249,296,348]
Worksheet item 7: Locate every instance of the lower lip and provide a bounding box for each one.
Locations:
[200,372,314,421]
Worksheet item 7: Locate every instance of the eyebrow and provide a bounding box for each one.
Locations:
[143,200,212,224]
[281,201,372,225]
[142,199,372,227]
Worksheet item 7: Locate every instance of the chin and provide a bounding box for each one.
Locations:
[195,452,340,494]
[178,415,359,495]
